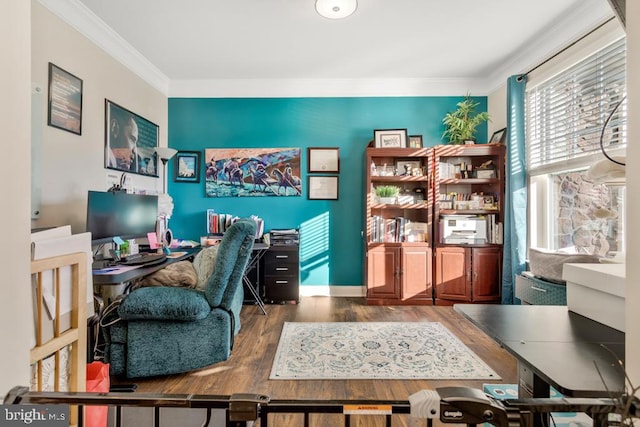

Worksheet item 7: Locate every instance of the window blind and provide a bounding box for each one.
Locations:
[526,37,626,172]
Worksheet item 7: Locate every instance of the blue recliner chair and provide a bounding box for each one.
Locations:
[102,219,256,378]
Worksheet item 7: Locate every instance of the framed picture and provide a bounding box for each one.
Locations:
[490,128,507,144]
[408,135,423,148]
[204,147,301,197]
[105,100,159,177]
[47,63,82,135]
[395,160,422,176]
[308,147,340,173]
[308,176,339,200]
[174,151,201,183]
[373,129,408,148]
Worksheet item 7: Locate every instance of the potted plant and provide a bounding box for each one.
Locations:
[442,94,491,144]
[375,185,400,204]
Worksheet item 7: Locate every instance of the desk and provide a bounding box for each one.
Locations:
[243,242,269,315]
[92,248,200,303]
[454,304,625,398]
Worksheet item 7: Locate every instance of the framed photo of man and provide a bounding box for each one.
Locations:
[104,99,159,177]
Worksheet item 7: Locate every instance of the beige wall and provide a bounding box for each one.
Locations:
[487,85,507,137]
[0,0,33,396]
[30,1,168,234]
[625,1,639,385]
[1,1,168,395]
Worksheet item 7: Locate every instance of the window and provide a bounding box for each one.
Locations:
[526,36,626,256]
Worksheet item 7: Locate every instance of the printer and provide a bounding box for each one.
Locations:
[440,215,487,244]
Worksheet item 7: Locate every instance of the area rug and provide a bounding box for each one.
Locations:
[269,322,500,380]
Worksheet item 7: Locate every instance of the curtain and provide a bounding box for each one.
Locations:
[501,75,528,304]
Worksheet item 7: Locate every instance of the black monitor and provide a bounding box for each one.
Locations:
[86,191,158,245]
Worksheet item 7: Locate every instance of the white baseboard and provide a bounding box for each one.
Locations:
[299,285,365,298]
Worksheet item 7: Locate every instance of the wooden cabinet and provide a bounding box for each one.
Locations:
[433,144,505,304]
[367,244,432,305]
[363,144,505,305]
[434,246,501,304]
[364,147,433,305]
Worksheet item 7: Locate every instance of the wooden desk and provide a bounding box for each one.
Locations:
[454,304,625,398]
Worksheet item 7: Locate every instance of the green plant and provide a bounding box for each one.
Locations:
[442,94,491,144]
[375,185,400,198]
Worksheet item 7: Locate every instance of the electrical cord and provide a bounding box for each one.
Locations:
[599,95,626,166]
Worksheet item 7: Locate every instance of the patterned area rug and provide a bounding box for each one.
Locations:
[269,322,500,380]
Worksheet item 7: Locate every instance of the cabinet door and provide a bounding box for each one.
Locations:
[471,247,502,302]
[401,246,432,302]
[367,246,401,299]
[434,247,470,301]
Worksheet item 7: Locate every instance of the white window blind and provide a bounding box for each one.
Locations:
[526,37,626,172]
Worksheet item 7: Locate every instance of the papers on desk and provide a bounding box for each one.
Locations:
[92,265,141,275]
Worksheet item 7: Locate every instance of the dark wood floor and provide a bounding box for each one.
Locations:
[127,297,517,404]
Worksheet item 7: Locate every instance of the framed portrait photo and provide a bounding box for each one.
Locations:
[174,151,201,183]
[490,128,507,144]
[308,176,339,200]
[373,129,408,148]
[395,159,422,176]
[308,147,340,173]
[408,135,423,148]
[47,63,83,135]
[105,99,159,177]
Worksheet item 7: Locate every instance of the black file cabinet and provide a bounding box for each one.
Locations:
[263,245,299,304]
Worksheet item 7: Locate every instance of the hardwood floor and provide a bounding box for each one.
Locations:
[125,297,517,402]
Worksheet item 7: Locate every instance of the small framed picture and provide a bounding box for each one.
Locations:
[308,176,339,200]
[395,160,422,176]
[373,129,408,148]
[408,135,423,148]
[48,63,83,135]
[490,128,507,144]
[308,147,340,173]
[174,151,201,183]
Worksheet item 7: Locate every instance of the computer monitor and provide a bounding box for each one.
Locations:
[86,191,158,245]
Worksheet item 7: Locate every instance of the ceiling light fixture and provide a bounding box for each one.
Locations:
[315,0,357,19]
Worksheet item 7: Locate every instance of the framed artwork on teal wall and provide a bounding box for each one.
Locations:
[204,147,301,197]
[374,129,407,148]
[308,147,340,173]
[308,176,339,200]
[174,151,200,183]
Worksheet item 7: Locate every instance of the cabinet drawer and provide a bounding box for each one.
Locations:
[515,274,566,305]
[264,250,299,266]
[264,276,299,302]
[263,263,298,277]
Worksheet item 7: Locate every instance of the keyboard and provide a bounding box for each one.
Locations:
[120,252,167,266]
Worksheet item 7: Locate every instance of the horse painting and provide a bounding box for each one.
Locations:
[204,147,301,197]
[272,166,301,195]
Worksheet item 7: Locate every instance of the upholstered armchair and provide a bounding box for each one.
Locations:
[102,219,256,378]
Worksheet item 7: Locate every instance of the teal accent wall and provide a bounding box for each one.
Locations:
[167,96,487,286]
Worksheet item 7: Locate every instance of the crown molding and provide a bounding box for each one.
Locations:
[169,77,484,98]
[39,0,614,99]
[38,0,170,95]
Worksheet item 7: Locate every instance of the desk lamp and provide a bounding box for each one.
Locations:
[155,147,178,252]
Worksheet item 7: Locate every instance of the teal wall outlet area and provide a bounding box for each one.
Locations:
[167,96,488,287]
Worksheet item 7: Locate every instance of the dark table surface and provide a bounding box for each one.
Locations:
[454,304,625,397]
[92,247,201,285]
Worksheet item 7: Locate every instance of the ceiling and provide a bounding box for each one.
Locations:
[42,0,614,97]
